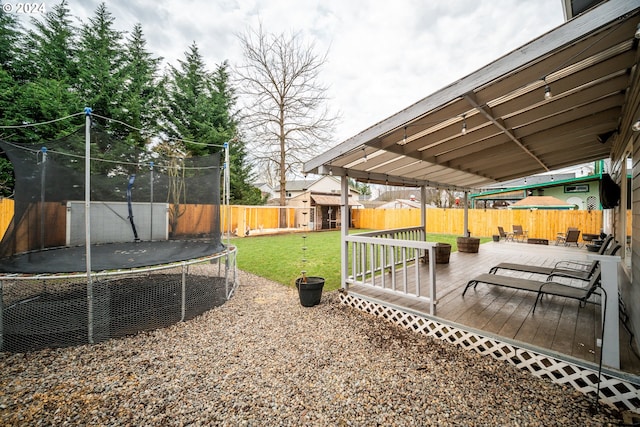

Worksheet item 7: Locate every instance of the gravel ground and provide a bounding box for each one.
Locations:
[0,270,624,426]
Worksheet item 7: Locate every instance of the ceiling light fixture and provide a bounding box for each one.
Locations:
[461,115,467,135]
[632,119,640,132]
[543,78,552,100]
[362,147,367,162]
[635,23,640,39]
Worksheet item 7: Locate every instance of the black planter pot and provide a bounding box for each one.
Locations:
[296,276,325,307]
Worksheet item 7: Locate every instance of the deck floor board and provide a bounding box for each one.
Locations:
[346,240,640,374]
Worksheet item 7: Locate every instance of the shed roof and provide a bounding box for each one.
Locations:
[508,195,575,209]
[304,2,640,191]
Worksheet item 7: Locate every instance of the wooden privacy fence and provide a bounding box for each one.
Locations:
[0,198,629,245]
[352,208,615,242]
[221,206,297,235]
[0,200,302,247]
[0,199,13,232]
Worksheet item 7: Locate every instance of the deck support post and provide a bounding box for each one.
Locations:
[341,177,349,290]
[420,186,427,237]
[589,254,621,369]
[463,191,469,237]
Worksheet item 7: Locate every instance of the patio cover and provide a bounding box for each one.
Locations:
[304,1,640,191]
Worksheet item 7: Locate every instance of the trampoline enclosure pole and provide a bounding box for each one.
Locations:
[181,262,186,322]
[150,162,154,241]
[39,147,47,250]
[0,281,3,351]
[84,107,94,344]
[224,142,230,298]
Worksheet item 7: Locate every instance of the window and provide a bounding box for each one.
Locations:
[564,184,589,193]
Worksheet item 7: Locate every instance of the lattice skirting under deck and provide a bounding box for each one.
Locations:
[339,292,640,413]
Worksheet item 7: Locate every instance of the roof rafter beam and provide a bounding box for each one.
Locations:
[463,92,550,172]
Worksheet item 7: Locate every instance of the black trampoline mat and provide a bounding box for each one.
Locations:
[0,240,227,274]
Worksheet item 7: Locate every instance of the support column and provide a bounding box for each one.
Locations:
[463,191,469,237]
[341,177,349,290]
[420,186,427,238]
[588,254,621,369]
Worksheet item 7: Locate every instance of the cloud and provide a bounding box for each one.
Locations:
[21,0,565,143]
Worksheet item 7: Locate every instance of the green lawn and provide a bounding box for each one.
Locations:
[229,230,491,291]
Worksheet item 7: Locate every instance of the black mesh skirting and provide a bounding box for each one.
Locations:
[2,272,229,352]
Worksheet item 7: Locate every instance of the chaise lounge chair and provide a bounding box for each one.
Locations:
[533,267,602,311]
[488,235,617,281]
[463,265,603,313]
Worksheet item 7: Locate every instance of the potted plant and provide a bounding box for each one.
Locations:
[457,231,480,253]
[295,200,325,306]
[421,242,452,264]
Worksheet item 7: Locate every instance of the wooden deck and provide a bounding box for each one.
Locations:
[346,240,640,375]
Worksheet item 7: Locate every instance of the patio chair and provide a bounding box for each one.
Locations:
[488,236,617,280]
[512,225,527,242]
[555,228,581,247]
[534,266,602,312]
[497,226,512,241]
[463,265,603,314]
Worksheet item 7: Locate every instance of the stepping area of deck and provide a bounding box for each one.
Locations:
[346,240,640,375]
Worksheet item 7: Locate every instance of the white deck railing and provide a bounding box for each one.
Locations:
[344,227,438,314]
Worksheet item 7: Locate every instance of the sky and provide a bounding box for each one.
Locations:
[16,0,567,144]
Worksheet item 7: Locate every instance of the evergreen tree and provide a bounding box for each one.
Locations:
[0,10,24,196]
[0,4,261,202]
[162,49,261,204]
[76,3,127,137]
[2,2,81,144]
[0,8,23,130]
[121,23,162,147]
[162,42,226,155]
[228,135,264,205]
[211,62,262,204]
[22,0,77,83]
[0,7,21,72]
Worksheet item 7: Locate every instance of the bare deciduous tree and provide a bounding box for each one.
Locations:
[236,24,338,213]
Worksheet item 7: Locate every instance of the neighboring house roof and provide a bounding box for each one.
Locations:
[471,174,601,199]
[375,189,421,201]
[254,182,273,189]
[376,199,438,209]
[377,199,422,209]
[359,200,387,209]
[281,179,317,192]
[277,175,359,194]
[480,173,577,190]
[508,196,575,210]
[311,195,362,206]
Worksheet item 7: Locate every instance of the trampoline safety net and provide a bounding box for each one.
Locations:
[0,120,234,352]
[0,125,224,271]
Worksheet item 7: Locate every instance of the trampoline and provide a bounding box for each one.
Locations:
[0,112,237,352]
[0,240,225,274]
